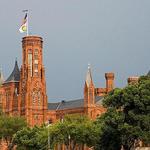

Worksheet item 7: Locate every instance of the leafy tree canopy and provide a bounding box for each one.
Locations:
[14,126,45,150]
[42,114,99,150]
[0,115,27,150]
[95,75,150,150]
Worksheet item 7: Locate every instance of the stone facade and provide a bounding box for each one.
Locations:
[0,35,114,127]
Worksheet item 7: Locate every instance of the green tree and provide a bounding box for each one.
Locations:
[14,126,45,150]
[95,75,150,150]
[55,114,98,149]
[0,115,27,150]
[40,114,99,150]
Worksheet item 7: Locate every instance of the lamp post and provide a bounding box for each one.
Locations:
[48,127,50,150]
[47,120,51,150]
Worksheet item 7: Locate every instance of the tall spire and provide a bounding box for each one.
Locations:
[85,64,93,87]
[0,68,4,86]
[84,64,95,112]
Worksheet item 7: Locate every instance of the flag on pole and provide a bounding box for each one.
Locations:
[19,13,27,33]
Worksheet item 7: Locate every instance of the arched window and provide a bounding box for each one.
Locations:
[6,92,10,111]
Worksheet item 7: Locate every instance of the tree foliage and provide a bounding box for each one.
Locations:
[37,114,99,150]
[14,114,99,150]
[14,126,45,150]
[95,75,150,150]
[0,115,27,150]
[52,114,99,149]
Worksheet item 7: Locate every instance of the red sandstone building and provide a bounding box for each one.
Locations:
[0,36,115,127]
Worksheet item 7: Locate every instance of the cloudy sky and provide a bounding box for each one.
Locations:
[0,0,150,102]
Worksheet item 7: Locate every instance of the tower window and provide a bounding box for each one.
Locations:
[6,92,10,111]
[34,49,39,77]
[34,71,38,77]
[34,55,38,60]
[28,49,32,53]
[34,49,38,54]
[34,64,38,70]
[34,49,38,60]
[28,51,33,77]
[34,60,38,64]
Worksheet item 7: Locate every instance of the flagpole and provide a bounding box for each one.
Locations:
[27,12,29,36]
[23,10,29,36]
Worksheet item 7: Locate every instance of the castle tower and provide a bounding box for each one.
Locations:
[84,65,95,118]
[19,36,48,126]
[2,60,20,116]
[105,73,114,93]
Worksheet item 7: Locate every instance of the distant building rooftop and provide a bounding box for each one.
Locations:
[48,96,103,110]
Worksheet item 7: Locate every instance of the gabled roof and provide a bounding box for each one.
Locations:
[5,60,20,83]
[48,96,103,111]
[59,99,84,110]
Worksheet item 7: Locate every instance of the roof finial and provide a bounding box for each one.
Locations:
[85,63,93,87]
[15,57,18,63]
[88,63,91,70]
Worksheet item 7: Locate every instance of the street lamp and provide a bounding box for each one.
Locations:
[48,127,50,150]
[47,120,52,150]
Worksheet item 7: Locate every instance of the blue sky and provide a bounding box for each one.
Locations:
[0,0,150,102]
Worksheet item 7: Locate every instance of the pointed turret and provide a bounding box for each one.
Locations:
[84,64,95,108]
[0,68,4,86]
[5,60,20,83]
[85,64,94,87]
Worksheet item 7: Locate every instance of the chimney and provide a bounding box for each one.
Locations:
[127,76,139,85]
[105,73,114,93]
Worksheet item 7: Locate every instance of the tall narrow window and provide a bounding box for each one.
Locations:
[6,92,10,111]
[34,49,38,59]
[34,49,38,76]
[28,49,32,76]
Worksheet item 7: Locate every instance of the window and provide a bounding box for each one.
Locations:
[34,49,39,77]
[34,64,38,70]
[34,60,38,64]
[34,72,38,77]
[34,49,38,60]
[6,92,10,111]
[28,49,32,76]
[34,49,38,55]
[34,54,38,60]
